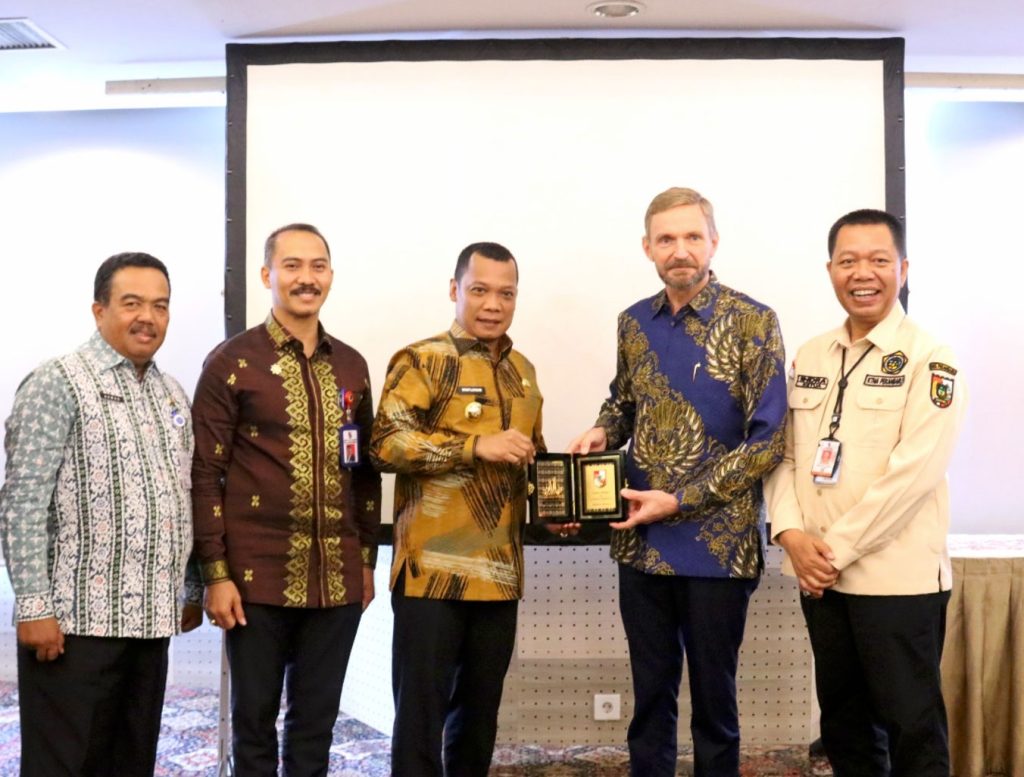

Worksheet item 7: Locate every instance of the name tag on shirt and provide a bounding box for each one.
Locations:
[864,374,905,387]
[457,386,486,395]
[795,374,828,389]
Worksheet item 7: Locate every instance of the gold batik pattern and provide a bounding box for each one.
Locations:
[609,289,784,577]
[311,358,347,605]
[620,316,705,492]
[372,325,543,601]
[705,308,784,422]
[278,349,315,607]
[267,318,315,607]
[201,559,230,583]
[462,464,522,533]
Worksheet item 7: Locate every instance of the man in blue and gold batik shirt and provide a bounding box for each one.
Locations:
[570,187,787,777]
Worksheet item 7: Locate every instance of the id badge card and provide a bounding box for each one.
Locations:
[811,438,841,480]
[340,424,360,469]
[813,462,841,485]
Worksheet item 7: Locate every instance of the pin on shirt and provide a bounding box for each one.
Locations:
[170,406,187,428]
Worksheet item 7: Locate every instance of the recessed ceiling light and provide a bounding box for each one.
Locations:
[587,1,645,19]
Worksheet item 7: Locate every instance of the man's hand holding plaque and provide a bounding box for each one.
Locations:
[565,425,687,530]
[609,488,678,530]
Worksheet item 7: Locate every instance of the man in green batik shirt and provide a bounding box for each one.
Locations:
[0,252,201,777]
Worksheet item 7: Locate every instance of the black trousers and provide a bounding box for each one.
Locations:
[390,574,518,777]
[618,564,758,777]
[225,602,362,777]
[17,634,170,777]
[801,588,951,777]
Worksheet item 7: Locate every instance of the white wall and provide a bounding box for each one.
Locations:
[0,97,1019,523]
[0,108,227,477]
[241,55,888,463]
[904,95,1024,533]
[0,107,229,685]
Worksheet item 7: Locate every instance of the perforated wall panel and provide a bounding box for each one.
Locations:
[0,545,815,749]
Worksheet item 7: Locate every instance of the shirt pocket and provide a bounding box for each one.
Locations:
[851,386,907,450]
[788,387,829,460]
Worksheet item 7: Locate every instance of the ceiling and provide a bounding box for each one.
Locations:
[3,0,1024,112]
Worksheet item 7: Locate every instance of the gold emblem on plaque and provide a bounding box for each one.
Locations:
[540,478,565,499]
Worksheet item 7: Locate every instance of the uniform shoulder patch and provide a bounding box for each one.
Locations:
[929,361,957,375]
[930,373,955,408]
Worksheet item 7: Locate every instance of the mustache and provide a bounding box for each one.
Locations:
[290,285,321,296]
[665,259,697,270]
[129,323,157,336]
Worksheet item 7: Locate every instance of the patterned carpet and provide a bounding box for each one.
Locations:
[0,682,831,775]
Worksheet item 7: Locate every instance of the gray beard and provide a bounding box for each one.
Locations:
[661,265,707,292]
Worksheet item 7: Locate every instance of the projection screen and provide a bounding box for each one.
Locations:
[225,37,905,538]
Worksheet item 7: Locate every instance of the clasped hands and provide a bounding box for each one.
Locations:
[775,529,839,598]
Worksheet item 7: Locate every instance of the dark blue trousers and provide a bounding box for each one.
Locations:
[390,573,518,777]
[801,589,951,777]
[618,564,757,777]
[225,602,362,777]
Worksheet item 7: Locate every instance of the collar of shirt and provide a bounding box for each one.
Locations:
[830,302,907,354]
[448,320,514,359]
[86,330,162,379]
[264,311,333,356]
[648,272,721,324]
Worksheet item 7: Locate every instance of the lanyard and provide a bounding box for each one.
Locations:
[828,345,874,439]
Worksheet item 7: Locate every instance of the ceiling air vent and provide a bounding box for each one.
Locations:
[0,18,64,51]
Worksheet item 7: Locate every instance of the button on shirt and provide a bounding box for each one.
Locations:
[766,304,967,595]
[370,322,544,601]
[0,332,197,638]
[595,277,787,578]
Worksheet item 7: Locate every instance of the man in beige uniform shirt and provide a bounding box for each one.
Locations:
[766,209,966,777]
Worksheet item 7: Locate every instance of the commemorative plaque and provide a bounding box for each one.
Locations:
[528,450,626,523]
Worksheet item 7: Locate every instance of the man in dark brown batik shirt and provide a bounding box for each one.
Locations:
[191,223,381,776]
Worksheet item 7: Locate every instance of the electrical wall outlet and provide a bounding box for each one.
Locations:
[594,693,621,721]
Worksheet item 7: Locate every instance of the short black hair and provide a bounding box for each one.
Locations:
[828,209,906,259]
[264,223,331,267]
[94,252,170,305]
[453,242,518,283]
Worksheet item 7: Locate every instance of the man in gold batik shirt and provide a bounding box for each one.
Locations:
[371,241,544,777]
